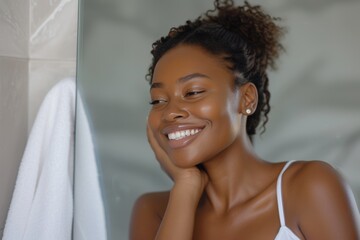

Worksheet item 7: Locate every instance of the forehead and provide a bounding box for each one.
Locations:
[152,44,233,83]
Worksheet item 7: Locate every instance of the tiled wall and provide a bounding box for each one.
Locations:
[0,0,78,236]
[28,0,78,129]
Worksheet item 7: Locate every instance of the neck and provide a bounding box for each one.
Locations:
[201,134,270,213]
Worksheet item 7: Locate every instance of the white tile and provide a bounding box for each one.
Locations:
[0,0,30,57]
[30,0,78,60]
[0,56,28,235]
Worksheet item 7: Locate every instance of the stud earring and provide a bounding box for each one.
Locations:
[246,109,252,114]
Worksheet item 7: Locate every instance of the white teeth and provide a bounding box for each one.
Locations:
[168,129,202,140]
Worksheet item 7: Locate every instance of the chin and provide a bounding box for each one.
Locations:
[171,157,199,169]
[169,150,203,169]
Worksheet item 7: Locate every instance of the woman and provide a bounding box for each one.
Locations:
[130,1,360,239]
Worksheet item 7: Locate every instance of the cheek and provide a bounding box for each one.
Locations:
[191,94,223,117]
[197,95,240,147]
[192,95,238,127]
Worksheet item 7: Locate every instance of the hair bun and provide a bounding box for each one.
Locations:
[203,0,285,70]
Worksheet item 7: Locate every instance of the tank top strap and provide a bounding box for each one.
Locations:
[276,160,297,227]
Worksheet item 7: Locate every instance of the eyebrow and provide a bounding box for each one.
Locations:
[178,73,210,82]
[150,73,210,89]
[150,82,163,89]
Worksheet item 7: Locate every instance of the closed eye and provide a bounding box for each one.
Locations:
[185,90,205,97]
[149,99,167,105]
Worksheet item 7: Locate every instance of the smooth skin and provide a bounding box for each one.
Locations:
[130,44,360,240]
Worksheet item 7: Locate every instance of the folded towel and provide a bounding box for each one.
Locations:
[3,77,75,240]
[3,77,106,240]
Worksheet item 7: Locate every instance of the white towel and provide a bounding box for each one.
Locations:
[73,87,107,240]
[3,77,75,240]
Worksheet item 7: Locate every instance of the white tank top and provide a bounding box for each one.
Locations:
[274,160,300,240]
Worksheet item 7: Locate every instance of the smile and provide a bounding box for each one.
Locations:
[167,128,202,140]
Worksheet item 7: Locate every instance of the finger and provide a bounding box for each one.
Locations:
[146,124,176,177]
[146,124,166,160]
[146,124,157,148]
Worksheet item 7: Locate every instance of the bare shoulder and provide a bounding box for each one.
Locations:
[129,191,170,240]
[284,160,360,239]
[287,160,343,191]
[285,160,349,208]
[133,191,170,217]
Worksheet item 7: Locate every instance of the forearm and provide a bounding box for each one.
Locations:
[155,184,201,240]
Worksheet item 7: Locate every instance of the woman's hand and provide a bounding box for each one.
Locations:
[147,124,208,240]
[146,124,208,196]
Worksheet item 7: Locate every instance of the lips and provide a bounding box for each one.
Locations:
[162,125,205,149]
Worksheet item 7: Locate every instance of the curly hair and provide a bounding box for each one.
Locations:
[146,0,285,139]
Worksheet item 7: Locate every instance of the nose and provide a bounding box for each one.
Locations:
[162,101,189,122]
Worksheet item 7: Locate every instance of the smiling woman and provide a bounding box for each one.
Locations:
[148,45,245,168]
[129,1,360,239]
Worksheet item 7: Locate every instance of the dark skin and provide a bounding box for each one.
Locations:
[130,44,360,240]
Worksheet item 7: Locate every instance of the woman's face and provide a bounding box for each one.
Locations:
[148,44,244,168]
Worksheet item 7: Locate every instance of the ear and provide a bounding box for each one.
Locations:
[238,82,258,115]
